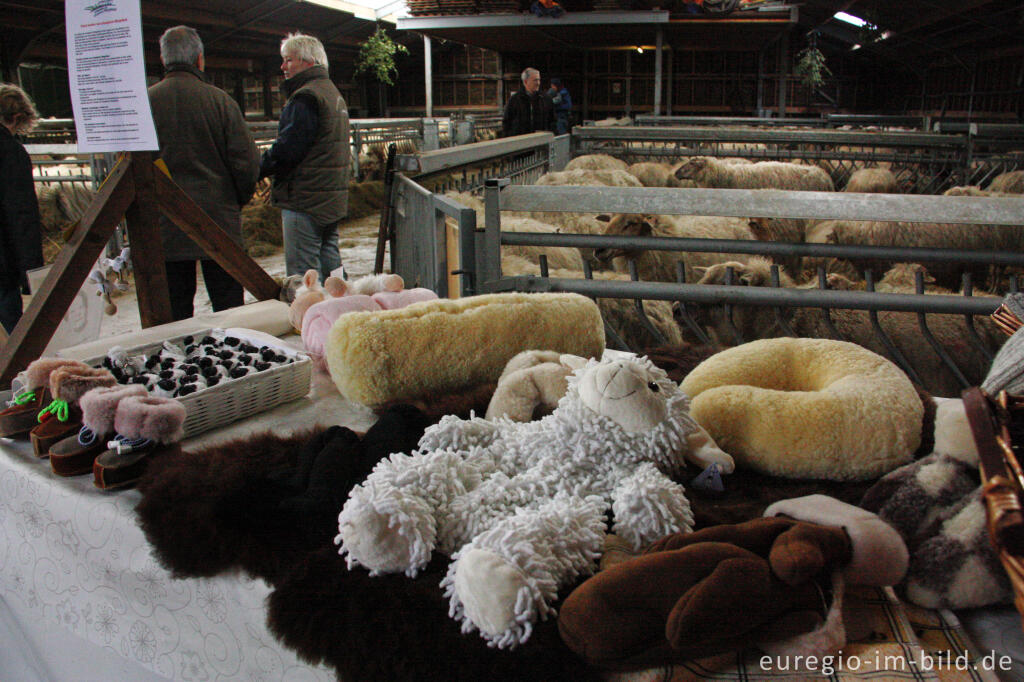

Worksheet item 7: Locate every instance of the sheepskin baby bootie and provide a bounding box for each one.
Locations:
[93,395,186,490]
[49,384,148,476]
[0,357,88,438]
[30,363,116,456]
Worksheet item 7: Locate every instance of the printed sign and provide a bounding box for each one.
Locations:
[65,0,158,152]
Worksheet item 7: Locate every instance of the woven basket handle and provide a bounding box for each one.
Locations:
[962,387,1024,555]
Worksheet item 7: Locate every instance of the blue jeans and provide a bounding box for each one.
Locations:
[0,284,22,334]
[555,112,570,135]
[282,209,342,283]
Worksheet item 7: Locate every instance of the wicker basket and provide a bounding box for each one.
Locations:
[962,387,1024,625]
[86,328,311,440]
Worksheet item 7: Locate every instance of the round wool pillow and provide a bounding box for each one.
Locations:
[680,338,923,481]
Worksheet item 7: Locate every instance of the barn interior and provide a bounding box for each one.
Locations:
[3,2,1024,682]
[3,0,1022,120]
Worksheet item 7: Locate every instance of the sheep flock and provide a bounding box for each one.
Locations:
[449,154,1024,397]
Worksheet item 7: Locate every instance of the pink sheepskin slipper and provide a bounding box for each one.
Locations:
[93,396,186,490]
[50,384,148,477]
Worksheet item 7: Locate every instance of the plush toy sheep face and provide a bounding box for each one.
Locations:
[577,359,668,432]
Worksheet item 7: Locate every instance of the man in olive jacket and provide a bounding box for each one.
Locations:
[148,25,260,321]
[260,33,350,283]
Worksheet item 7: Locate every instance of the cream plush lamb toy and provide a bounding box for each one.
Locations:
[334,354,733,648]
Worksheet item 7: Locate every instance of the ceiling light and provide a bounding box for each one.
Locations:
[833,11,867,27]
[637,46,643,54]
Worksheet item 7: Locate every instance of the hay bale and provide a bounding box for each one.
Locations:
[241,203,283,246]
[347,181,387,219]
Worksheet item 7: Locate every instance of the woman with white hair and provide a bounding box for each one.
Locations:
[0,83,43,333]
[259,32,351,283]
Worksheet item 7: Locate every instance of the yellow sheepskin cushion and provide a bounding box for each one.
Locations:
[680,338,923,481]
[326,293,606,406]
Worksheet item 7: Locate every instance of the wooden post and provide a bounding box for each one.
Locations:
[124,151,174,327]
[0,151,282,387]
[0,158,135,385]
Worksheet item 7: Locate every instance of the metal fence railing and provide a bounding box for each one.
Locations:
[633,114,931,129]
[393,131,567,194]
[390,163,1024,395]
[573,125,1024,195]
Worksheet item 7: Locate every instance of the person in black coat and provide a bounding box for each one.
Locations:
[502,68,555,138]
[0,84,43,334]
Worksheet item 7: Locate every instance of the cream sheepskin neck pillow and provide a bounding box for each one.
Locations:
[335,355,733,649]
[680,337,923,481]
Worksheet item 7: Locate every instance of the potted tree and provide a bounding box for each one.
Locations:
[355,27,409,116]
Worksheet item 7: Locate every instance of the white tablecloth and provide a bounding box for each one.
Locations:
[0,347,377,680]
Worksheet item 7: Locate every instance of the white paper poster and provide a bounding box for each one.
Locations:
[65,0,158,152]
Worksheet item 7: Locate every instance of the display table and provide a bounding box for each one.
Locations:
[3,304,1024,680]
[0,303,378,681]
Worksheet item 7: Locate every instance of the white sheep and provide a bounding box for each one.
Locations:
[827,218,1024,291]
[336,355,730,647]
[498,217,585,271]
[674,156,835,192]
[502,254,684,349]
[844,168,899,193]
[563,154,629,172]
[626,162,684,188]
[745,216,808,281]
[535,168,642,188]
[593,213,755,283]
[988,170,1024,194]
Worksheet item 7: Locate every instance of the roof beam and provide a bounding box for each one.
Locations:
[398,10,670,30]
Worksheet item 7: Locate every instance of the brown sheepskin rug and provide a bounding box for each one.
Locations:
[136,428,324,582]
[134,403,596,680]
[267,546,599,682]
[374,381,497,422]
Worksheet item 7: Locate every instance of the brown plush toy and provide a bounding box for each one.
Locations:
[557,517,851,670]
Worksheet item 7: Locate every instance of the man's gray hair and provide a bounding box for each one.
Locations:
[159,26,203,66]
[281,33,328,68]
[521,67,539,83]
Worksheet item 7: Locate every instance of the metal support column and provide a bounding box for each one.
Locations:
[423,34,433,118]
[626,50,632,117]
[777,30,789,119]
[756,47,765,116]
[666,46,673,115]
[653,27,663,116]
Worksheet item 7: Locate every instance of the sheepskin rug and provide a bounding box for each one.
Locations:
[681,338,924,481]
[133,405,596,681]
[325,292,606,406]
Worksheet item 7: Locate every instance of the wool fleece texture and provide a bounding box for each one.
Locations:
[134,405,433,583]
[325,292,605,406]
[336,355,732,648]
[134,405,596,681]
[681,337,923,480]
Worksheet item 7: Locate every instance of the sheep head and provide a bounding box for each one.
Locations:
[747,217,771,241]
[673,157,709,181]
[693,258,785,287]
[593,213,655,263]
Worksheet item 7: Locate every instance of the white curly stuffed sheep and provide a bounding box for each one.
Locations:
[334,355,733,648]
